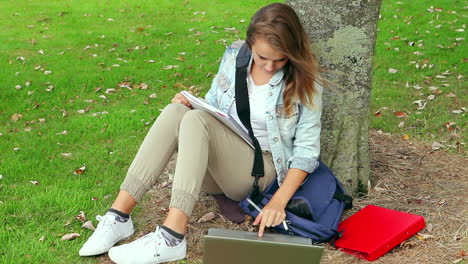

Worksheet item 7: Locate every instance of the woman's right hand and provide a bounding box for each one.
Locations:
[171,92,192,108]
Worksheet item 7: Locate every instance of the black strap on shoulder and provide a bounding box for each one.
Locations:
[235,43,264,199]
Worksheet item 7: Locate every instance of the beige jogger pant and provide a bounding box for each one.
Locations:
[120,103,277,217]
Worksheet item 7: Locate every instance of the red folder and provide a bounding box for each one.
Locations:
[334,205,425,261]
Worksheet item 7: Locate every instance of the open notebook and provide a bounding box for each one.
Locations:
[181,91,253,148]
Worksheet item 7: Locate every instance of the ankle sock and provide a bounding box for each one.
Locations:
[159,225,184,247]
[107,208,130,223]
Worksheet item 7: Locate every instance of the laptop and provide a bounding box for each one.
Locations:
[203,228,324,264]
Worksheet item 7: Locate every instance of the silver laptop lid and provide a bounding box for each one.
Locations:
[204,228,323,264]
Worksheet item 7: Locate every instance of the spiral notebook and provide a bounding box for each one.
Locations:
[334,205,425,261]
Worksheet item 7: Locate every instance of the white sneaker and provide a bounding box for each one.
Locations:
[79,213,134,256]
[108,226,187,264]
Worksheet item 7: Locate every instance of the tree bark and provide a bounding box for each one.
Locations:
[286,0,382,195]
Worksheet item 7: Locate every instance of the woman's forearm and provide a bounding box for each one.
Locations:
[270,168,308,208]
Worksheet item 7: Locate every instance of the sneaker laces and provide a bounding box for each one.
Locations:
[90,214,115,238]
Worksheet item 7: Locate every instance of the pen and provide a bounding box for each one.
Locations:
[246,198,289,231]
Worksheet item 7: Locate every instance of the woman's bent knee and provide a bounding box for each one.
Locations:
[163,103,191,117]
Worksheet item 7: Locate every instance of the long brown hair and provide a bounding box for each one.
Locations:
[246,3,319,113]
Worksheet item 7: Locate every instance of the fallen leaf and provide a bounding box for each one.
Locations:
[445,92,456,97]
[432,141,444,150]
[74,165,86,175]
[64,221,71,226]
[10,113,24,121]
[413,100,426,110]
[13,147,20,151]
[388,68,398,73]
[75,211,86,222]
[374,110,382,117]
[61,153,72,157]
[197,212,216,223]
[44,70,52,75]
[15,85,22,90]
[56,130,68,135]
[61,233,80,240]
[29,180,40,185]
[452,110,463,114]
[39,235,45,241]
[402,134,410,140]
[398,121,405,128]
[445,122,456,132]
[394,111,408,117]
[427,95,435,100]
[149,93,157,99]
[38,118,46,123]
[416,233,434,240]
[426,223,433,232]
[82,220,95,231]
[163,65,179,70]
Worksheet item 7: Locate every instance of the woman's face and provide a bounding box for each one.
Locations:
[251,38,289,74]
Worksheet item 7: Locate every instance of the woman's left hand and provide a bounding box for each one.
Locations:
[252,198,286,237]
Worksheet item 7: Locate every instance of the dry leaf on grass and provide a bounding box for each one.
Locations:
[29,180,40,185]
[10,113,24,121]
[74,165,86,175]
[61,233,80,240]
[426,223,433,232]
[75,211,86,222]
[416,233,434,240]
[394,111,408,117]
[197,212,216,223]
[82,220,95,231]
[432,142,444,150]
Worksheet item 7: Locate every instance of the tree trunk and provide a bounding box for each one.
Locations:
[287,0,382,195]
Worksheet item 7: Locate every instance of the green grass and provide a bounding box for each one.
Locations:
[0,0,275,263]
[0,0,466,263]
[371,0,466,148]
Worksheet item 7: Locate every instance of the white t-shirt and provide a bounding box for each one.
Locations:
[228,74,272,151]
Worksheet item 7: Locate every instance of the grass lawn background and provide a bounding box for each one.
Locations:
[0,0,465,263]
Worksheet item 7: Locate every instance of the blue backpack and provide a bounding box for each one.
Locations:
[239,161,353,243]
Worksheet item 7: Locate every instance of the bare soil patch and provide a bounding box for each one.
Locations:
[100,130,467,264]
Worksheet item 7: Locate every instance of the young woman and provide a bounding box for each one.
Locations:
[79,3,322,263]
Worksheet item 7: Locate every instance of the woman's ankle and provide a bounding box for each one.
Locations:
[163,208,189,234]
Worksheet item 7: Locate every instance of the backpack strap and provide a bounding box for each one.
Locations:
[234,43,264,200]
[333,191,353,210]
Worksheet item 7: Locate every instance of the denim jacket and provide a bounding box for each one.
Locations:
[205,41,322,184]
